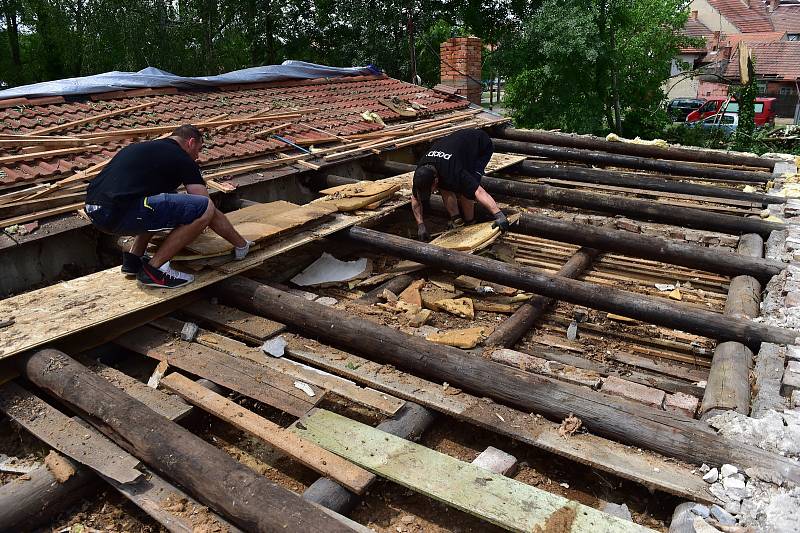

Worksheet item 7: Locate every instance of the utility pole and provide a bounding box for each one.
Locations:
[407,6,418,84]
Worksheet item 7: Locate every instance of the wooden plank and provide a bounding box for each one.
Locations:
[114,325,321,418]
[152,317,404,416]
[160,373,373,495]
[183,299,285,342]
[0,146,100,166]
[180,201,336,258]
[0,381,141,483]
[77,356,193,421]
[0,201,84,227]
[281,337,719,505]
[99,463,244,533]
[0,155,518,361]
[32,102,157,135]
[294,409,651,533]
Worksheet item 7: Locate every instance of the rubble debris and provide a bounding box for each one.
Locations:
[180,322,199,342]
[557,414,582,438]
[703,468,719,484]
[290,253,369,287]
[710,505,736,526]
[426,326,491,349]
[147,360,169,389]
[262,336,288,358]
[434,297,474,319]
[472,446,518,476]
[315,296,338,306]
[708,410,800,457]
[44,451,76,483]
[601,502,632,522]
[293,381,315,397]
[601,376,665,409]
[398,279,425,307]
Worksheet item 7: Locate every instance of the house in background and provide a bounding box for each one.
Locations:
[666,0,800,121]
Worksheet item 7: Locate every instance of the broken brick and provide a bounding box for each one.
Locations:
[664,392,699,418]
[601,376,665,409]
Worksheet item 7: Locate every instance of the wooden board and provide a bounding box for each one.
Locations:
[294,409,651,533]
[319,180,404,198]
[161,372,373,495]
[282,337,719,505]
[115,325,322,418]
[152,316,404,417]
[0,381,141,483]
[0,154,523,361]
[77,356,193,421]
[182,300,285,342]
[180,201,336,259]
[99,464,244,533]
[0,188,409,361]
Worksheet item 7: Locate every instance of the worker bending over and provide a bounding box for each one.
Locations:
[85,125,252,288]
[411,128,509,241]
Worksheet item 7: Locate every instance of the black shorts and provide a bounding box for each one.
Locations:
[85,193,209,235]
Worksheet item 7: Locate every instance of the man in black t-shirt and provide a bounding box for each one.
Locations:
[85,125,250,288]
[411,128,509,241]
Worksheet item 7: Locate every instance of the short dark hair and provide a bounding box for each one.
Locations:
[412,164,436,212]
[172,124,203,143]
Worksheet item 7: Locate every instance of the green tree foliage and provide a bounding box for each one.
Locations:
[502,0,690,136]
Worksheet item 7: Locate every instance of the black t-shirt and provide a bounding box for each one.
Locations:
[86,138,204,207]
[418,129,494,200]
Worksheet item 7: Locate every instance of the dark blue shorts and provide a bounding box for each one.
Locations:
[85,193,209,236]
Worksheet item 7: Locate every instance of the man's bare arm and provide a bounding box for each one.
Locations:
[474,186,501,215]
[185,183,209,197]
[411,194,425,225]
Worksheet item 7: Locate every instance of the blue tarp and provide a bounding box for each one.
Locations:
[0,61,381,101]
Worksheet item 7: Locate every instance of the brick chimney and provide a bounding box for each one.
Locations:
[439,37,482,105]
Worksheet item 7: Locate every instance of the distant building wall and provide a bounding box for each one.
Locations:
[698,80,730,98]
[690,0,741,34]
[664,55,702,98]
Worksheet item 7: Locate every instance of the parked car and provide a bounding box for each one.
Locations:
[686,97,776,126]
[667,98,705,122]
[693,112,739,135]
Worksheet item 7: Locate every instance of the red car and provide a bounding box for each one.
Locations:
[686,97,776,126]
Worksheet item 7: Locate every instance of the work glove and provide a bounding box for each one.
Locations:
[492,211,510,233]
[417,223,431,242]
[234,240,255,260]
[447,215,465,230]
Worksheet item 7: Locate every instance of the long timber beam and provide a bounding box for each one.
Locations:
[323,170,785,281]
[492,126,777,170]
[491,138,775,183]
[514,160,784,205]
[215,277,800,484]
[341,227,797,347]
[17,349,353,533]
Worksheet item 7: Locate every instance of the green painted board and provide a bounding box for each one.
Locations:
[293,409,652,533]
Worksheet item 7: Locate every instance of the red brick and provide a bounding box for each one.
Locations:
[601,376,666,409]
[664,392,699,417]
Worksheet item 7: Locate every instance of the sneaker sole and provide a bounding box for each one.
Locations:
[136,278,193,289]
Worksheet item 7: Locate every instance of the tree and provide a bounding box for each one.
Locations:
[502,0,691,136]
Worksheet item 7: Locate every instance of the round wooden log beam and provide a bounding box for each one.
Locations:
[327,167,786,280]
[491,138,775,183]
[17,349,353,533]
[0,453,98,532]
[364,159,784,237]
[368,158,783,205]
[484,247,599,348]
[701,234,763,419]
[215,277,800,484]
[514,160,784,205]
[480,175,784,238]
[493,126,777,170]
[514,214,784,283]
[342,227,797,347]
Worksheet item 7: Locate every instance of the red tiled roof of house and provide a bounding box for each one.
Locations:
[723,40,800,79]
[0,75,472,188]
[722,31,786,45]
[770,5,800,33]
[708,0,775,32]
[684,18,714,38]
